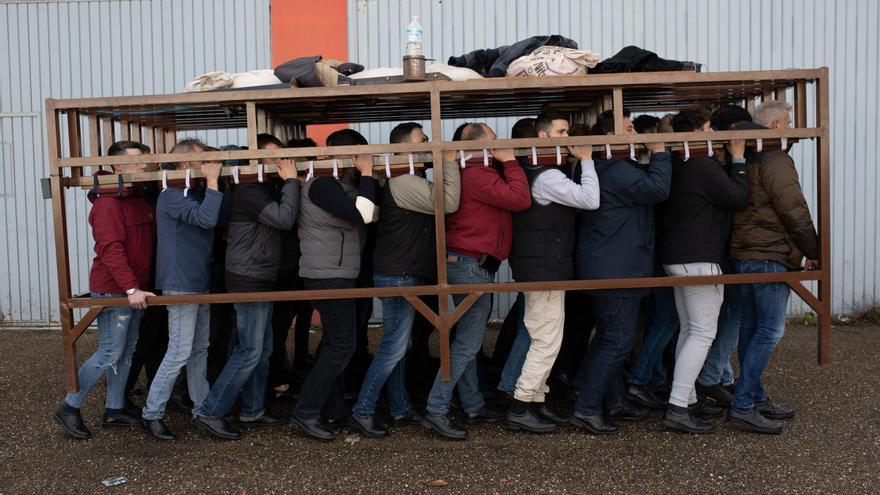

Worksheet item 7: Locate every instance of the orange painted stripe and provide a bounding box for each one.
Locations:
[271,0,348,146]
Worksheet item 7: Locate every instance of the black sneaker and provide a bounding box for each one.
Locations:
[462,407,504,425]
[695,382,733,406]
[504,408,558,434]
[662,405,714,434]
[626,384,666,409]
[728,407,783,434]
[54,405,91,440]
[756,398,795,419]
[422,412,467,440]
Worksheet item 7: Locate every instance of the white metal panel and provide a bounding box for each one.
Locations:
[349,0,878,319]
[0,0,271,327]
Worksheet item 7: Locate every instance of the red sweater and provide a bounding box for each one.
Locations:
[445,159,531,260]
[89,192,156,294]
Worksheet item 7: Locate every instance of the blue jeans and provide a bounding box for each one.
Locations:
[698,284,742,386]
[352,274,425,417]
[142,291,211,420]
[498,292,529,393]
[196,301,273,419]
[732,261,791,411]
[575,296,642,415]
[65,293,143,410]
[627,287,679,386]
[425,254,492,415]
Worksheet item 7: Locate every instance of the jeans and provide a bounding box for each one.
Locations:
[663,263,725,407]
[732,260,791,411]
[574,296,642,415]
[142,291,211,420]
[498,292,529,393]
[425,254,493,416]
[352,274,424,417]
[627,287,679,386]
[698,283,742,386]
[65,293,143,410]
[197,301,273,419]
[294,278,357,421]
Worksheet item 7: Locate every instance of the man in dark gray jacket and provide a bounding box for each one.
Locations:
[193,134,299,439]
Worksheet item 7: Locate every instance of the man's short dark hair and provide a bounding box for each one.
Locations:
[568,123,590,136]
[535,110,569,136]
[711,104,752,131]
[452,122,472,142]
[170,137,207,154]
[257,133,284,149]
[107,140,150,156]
[326,129,368,146]
[389,122,424,144]
[287,137,317,148]
[591,109,632,135]
[633,115,660,134]
[511,118,537,139]
[672,107,712,132]
[458,123,489,141]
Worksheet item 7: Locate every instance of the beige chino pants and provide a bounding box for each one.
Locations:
[513,290,566,403]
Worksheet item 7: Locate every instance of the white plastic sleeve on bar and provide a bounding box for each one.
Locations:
[161,170,168,191]
[232,165,240,184]
[408,153,415,175]
[556,145,562,165]
[307,160,314,181]
[459,150,466,169]
[257,164,264,183]
[183,168,191,197]
[605,143,612,159]
[781,137,788,150]
[531,146,538,165]
[756,138,763,152]
[384,154,391,178]
[332,159,339,179]
[483,148,489,167]
[707,139,714,157]
[683,141,690,161]
[629,143,636,161]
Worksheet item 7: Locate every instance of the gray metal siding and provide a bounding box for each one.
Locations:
[0,0,271,326]
[349,0,877,319]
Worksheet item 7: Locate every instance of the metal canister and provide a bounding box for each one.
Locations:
[402,55,426,81]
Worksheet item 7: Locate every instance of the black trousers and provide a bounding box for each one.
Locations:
[294,278,357,421]
[125,305,169,394]
[268,274,314,388]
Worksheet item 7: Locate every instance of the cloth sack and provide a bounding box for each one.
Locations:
[507,46,600,77]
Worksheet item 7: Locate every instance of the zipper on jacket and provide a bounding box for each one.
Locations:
[338,231,345,266]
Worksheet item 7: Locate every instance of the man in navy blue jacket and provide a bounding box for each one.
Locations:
[571,111,671,435]
[141,138,223,441]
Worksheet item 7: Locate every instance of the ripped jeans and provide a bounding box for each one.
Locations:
[64,293,144,410]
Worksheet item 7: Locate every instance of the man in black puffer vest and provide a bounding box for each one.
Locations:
[504,111,601,433]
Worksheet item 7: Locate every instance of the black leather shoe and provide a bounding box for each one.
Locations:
[290,414,334,441]
[662,406,714,434]
[690,401,724,419]
[756,399,795,419]
[536,405,569,425]
[627,384,666,409]
[607,402,650,422]
[391,410,422,426]
[348,413,388,438]
[569,410,619,435]
[102,409,141,427]
[728,408,783,434]
[504,408,558,434]
[239,413,289,428]
[696,382,733,406]
[142,418,176,441]
[322,417,347,431]
[193,415,241,440]
[422,412,467,440]
[54,405,91,440]
[463,407,504,425]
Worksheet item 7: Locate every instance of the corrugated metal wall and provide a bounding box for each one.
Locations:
[349,0,878,319]
[0,0,271,327]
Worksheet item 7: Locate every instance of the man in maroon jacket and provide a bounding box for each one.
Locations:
[54,141,157,439]
[421,123,531,439]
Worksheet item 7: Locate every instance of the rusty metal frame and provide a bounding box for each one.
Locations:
[46,69,832,392]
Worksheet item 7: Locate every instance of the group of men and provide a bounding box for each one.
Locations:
[53,99,818,442]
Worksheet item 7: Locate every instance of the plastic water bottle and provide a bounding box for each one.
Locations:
[406,16,423,56]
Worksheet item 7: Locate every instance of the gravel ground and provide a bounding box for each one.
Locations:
[0,324,878,494]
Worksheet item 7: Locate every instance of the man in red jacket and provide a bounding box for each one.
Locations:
[54,140,157,440]
[421,123,531,439]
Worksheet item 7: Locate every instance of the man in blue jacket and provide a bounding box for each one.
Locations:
[571,111,670,435]
[141,138,223,440]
